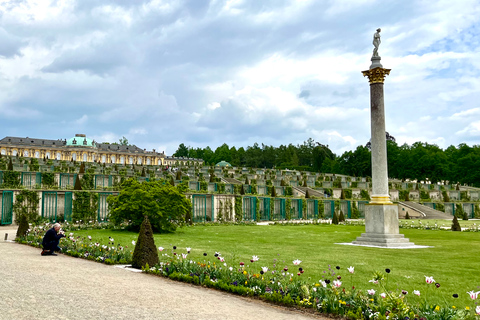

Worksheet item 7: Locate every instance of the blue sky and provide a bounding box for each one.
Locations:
[0,0,479,156]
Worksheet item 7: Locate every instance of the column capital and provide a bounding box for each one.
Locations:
[362,67,391,84]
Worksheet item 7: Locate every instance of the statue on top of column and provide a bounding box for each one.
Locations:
[372,28,381,57]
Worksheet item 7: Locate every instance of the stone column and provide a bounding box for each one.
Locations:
[352,62,415,247]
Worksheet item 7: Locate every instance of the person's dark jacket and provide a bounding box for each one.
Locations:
[42,227,65,247]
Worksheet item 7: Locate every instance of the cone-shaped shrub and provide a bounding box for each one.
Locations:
[8,158,13,170]
[141,167,146,177]
[305,189,310,199]
[340,189,345,199]
[303,179,307,187]
[79,162,85,174]
[271,185,277,197]
[332,212,339,225]
[132,215,159,269]
[240,185,245,195]
[338,210,345,222]
[405,212,410,219]
[16,214,29,239]
[463,211,469,221]
[170,176,175,186]
[245,177,249,185]
[209,173,215,183]
[451,215,461,231]
[175,170,182,180]
[74,175,82,190]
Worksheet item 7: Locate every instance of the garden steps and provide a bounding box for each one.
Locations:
[293,186,324,198]
[399,201,451,219]
[222,177,243,185]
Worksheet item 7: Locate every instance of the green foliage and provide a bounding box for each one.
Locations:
[442,191,450,202]
[338,210,345,222]
[234,196,242,221]
[399,190,409,201]
[360,189,370,200]
[108,179,191,233]
[284,186,293,196]
[72,191,98,222]
[455,203,464,219]
[131,216,159,269]
[451,215,461,231]
[285,198,291,220]
[271,185,277,197]
[420,190,430,200]
[351,201,360,219]
[2,170,20,188]
[13,189,40,224]
[405,211,410,219]
[305,189,310,198]
[8,158,13,170]
[340,189,345,199]
[318,200,325,219]
[79,162,85,174]
[41,172,55,187]
[29,158,39,171]
[81,173,94,190]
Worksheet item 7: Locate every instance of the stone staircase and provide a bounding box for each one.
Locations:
[292,186,324,198]
[399,201,451,219]
[221,177,243,185]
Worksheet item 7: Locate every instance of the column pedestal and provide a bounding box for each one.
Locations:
[352,204,416,247]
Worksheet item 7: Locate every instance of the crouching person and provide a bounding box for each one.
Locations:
[41,223,65,256]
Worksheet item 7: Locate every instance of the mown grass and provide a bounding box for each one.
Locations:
[72,224,480,308]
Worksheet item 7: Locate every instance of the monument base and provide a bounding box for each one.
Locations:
[352,204,417,248]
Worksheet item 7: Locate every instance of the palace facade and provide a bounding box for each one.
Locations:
[0,134,202,166]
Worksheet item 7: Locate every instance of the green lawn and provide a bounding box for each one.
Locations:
[72,224,480,308]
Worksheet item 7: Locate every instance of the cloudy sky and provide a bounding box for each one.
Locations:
[0,0,479,156]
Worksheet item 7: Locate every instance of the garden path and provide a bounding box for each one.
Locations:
[0,230,326,320]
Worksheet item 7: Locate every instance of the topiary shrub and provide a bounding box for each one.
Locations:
[332,211,339,225]
[338,210,345,222]
[451,215,461,231]
[305,189,310,199]
[131,215,159,269]
[405,211,410,219]
[74,175,82,190]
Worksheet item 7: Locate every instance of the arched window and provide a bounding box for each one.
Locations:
[56,153,61,160]
[120,156,125,164]
[138,158,142,165]
[83,154,87,162]
[102,155,106,163]
[0,149,5,155]
[45,152,50,159]
[92,154,95,162]
[35,151,39,158]
[24,150,29,157]
[146,158,151,165]
[72,153,77,161]
[129,157,133,164]
[111,155,116,163]
[12,150,17,156]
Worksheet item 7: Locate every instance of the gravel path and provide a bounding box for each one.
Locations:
[0,227,327,320]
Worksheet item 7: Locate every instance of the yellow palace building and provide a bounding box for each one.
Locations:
[0,134,166,165]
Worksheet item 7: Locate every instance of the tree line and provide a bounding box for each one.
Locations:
[173,139,480,187]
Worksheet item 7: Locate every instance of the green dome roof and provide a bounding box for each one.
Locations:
[66,135,96,147]
[216,160,232,167]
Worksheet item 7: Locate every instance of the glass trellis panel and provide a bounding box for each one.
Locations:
[258,197,270,221]
[1,191,14,225]
[59,173,77,188]
[64,192,73,222]
[357,201,368,218]
[271,198,285,220]
[42,191,57,223]
[192,195,207,222]
[306,199,318,219]
[97,193,112,222]
[423,202,436,210]
[243,196,256,221]
[95,175,109,189]
[340,200,351,218]
[290,199,302,219]
[444,203,455,215]
[323,200,335,219]
[463,203,474,218]
[189,181,199,191]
